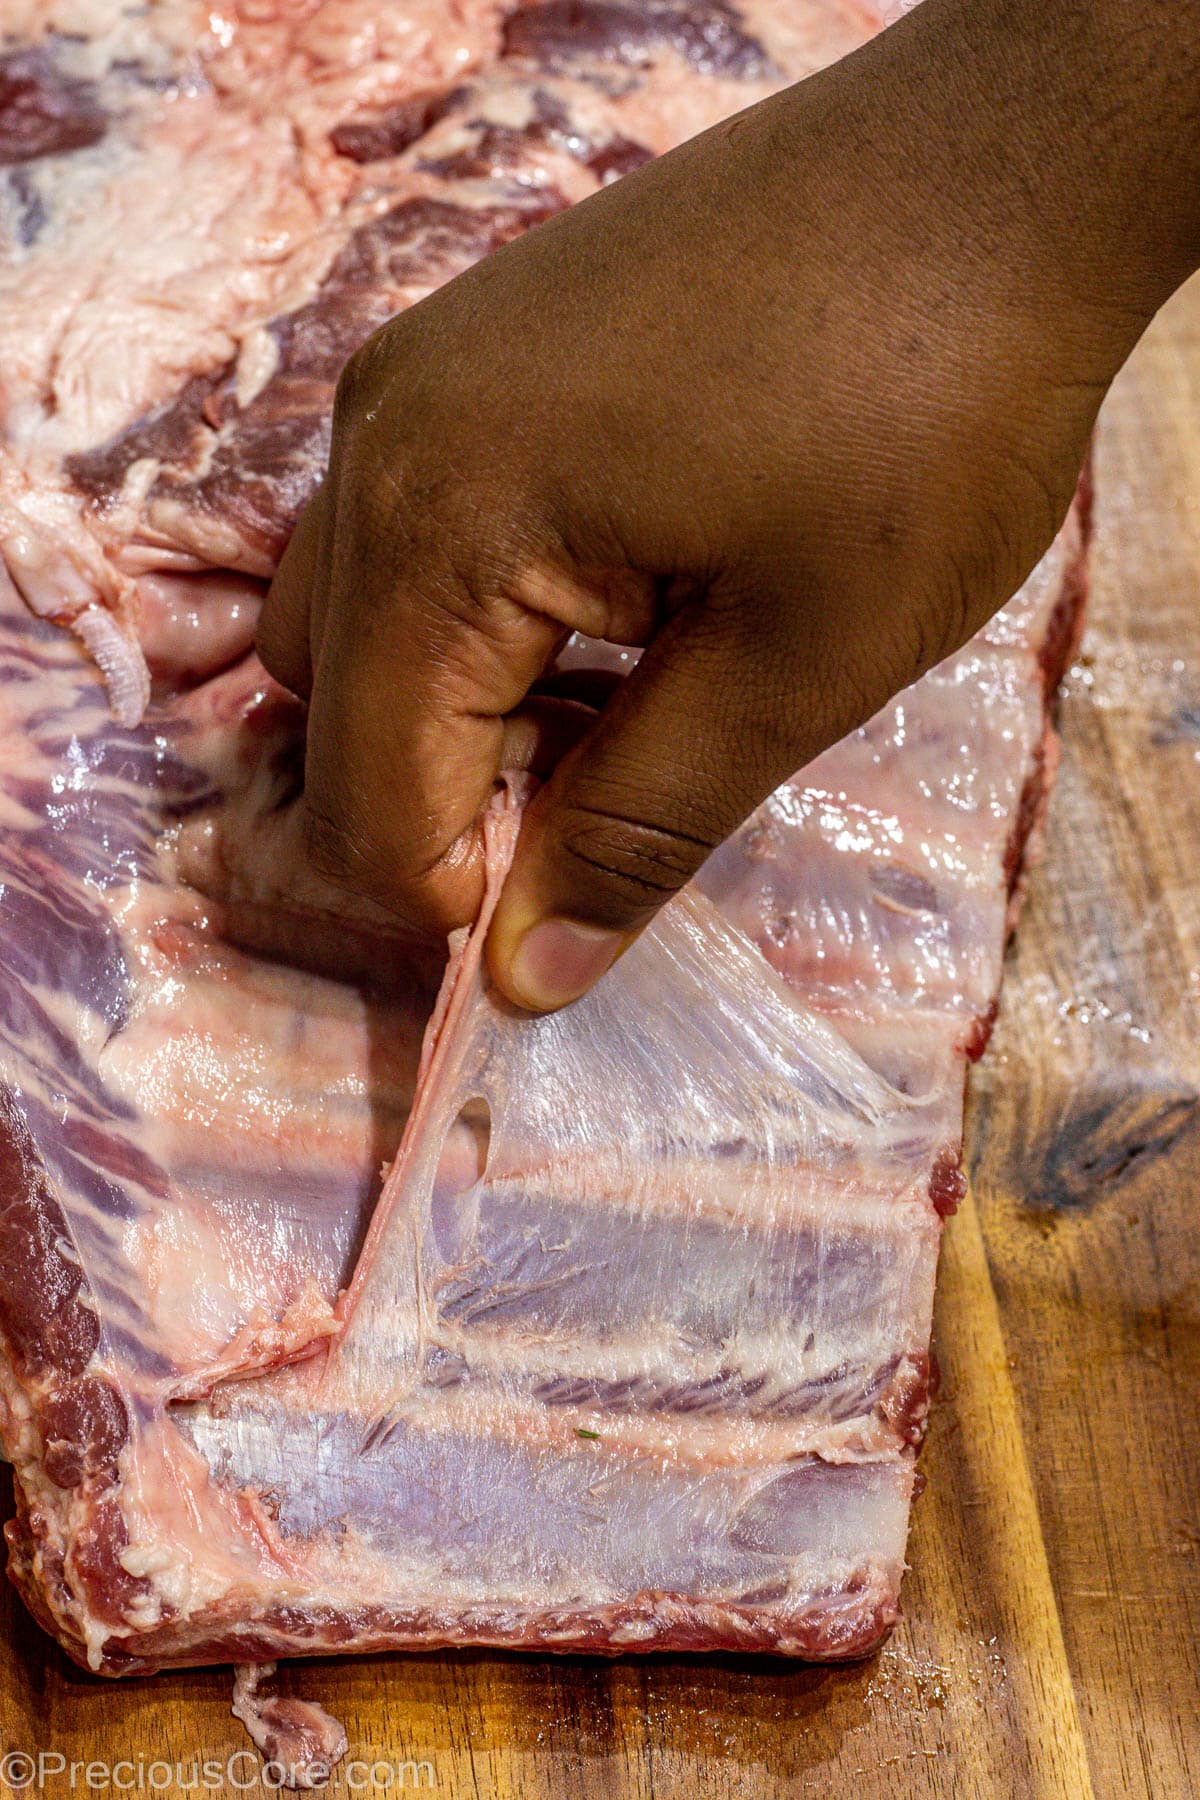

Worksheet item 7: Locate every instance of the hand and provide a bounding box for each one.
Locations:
[259,0,1200,1010]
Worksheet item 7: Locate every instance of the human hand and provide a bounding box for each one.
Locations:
[259,0,1199,1009]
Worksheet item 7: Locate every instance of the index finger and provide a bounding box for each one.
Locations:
[296,541,574,934]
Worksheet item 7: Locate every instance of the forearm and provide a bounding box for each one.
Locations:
[768,0,1200,343]
[935,0,1197,308]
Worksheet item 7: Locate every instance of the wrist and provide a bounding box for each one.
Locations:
[919,0,1200,328]
[757,0,1200,373]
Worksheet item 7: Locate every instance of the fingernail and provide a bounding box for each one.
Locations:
[504,918,623,1011]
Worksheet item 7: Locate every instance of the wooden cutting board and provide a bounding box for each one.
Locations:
[2,280,1198,1800]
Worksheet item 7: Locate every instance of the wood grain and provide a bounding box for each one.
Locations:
[2,283,1199,1800]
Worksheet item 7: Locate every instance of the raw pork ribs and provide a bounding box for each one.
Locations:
[0,0,1087,1678]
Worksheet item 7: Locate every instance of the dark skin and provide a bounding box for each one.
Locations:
[259,0,1200,1011]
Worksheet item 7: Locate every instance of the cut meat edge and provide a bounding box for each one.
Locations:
[0,485,1092,1694]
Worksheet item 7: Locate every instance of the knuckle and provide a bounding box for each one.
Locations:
[303,798,358,888]
[332,352,368,427]
[302,785,473,932]
[556,802,713,921]
[333,333,387,422]
[302,795,394,906]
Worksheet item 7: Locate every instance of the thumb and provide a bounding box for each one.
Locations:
[486,592,860,1011]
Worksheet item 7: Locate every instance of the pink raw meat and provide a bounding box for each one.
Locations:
[0,0,1087,1764]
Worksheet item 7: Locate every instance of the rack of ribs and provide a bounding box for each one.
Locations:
[0,0,1086,1720]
